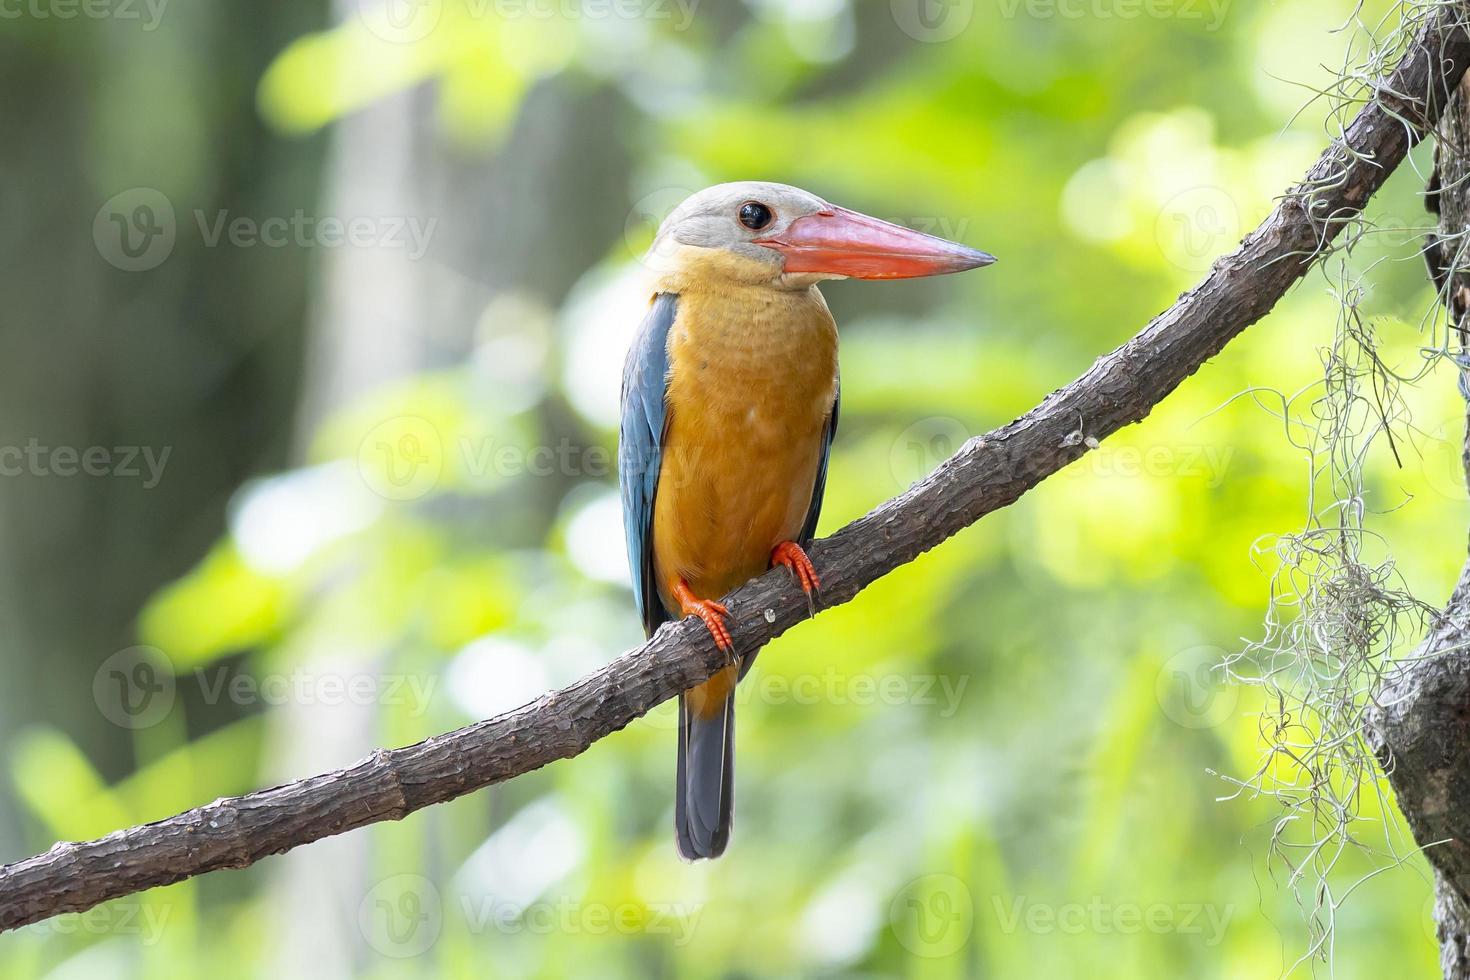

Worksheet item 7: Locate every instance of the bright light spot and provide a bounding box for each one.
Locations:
[1060,158,1132,244]
[564,490,631,586]
[620,43,706,117]
[541,630,613,679]
[747,0,854,62]
[750,0,848,20]
[632,842,710,906]
[785,12,855,64]
[562,264,655,428]
[230,462,382,574]
[446,636,550,719]
[799,866,882,966]
[1253,2,1347,118]
[579,6,653,76]
[454,797,585,913]
[1125,107,1222,203]
[472,293,551,414]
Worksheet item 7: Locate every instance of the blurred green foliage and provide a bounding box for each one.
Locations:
[2,0,1462,976]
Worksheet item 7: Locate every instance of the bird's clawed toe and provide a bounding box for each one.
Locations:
[771,541,820,598]
[674,579,735,656]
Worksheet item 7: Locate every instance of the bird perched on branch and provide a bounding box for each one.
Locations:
[619,181,994,859]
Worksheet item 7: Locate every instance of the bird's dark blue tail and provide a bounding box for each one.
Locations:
[675,692,734,860]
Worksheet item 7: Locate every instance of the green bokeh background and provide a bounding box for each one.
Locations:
[0,0,1459,976]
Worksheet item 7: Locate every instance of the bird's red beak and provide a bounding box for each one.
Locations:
[755,205,995,280]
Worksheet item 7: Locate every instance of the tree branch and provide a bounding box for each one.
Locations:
[5,4,1470,933]
[1368,35,1470,978]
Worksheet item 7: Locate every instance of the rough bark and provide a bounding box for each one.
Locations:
[3,2,1470,937]
[1367,66,1470,980]
[1369,583,1470,977]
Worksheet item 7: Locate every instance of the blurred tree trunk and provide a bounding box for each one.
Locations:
[267,5,635,965]
[1368,73,1470,980]
[0,2,323,854]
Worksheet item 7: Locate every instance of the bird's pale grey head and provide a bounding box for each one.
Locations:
[648,182,830,283]
[646,181,995,288]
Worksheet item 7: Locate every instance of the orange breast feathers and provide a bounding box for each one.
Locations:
[650,283,839,630]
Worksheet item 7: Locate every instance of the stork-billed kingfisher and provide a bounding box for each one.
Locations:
[619,182,994,860]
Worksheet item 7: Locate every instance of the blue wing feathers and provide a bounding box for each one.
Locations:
[620,293,839,637]
[619,293,680,637]
[800,382,839,545]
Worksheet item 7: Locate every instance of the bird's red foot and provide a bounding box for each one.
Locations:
[771,540,820,595]
[673,579,734,656]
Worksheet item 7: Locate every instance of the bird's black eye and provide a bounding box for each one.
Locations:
[738,201,773,231]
